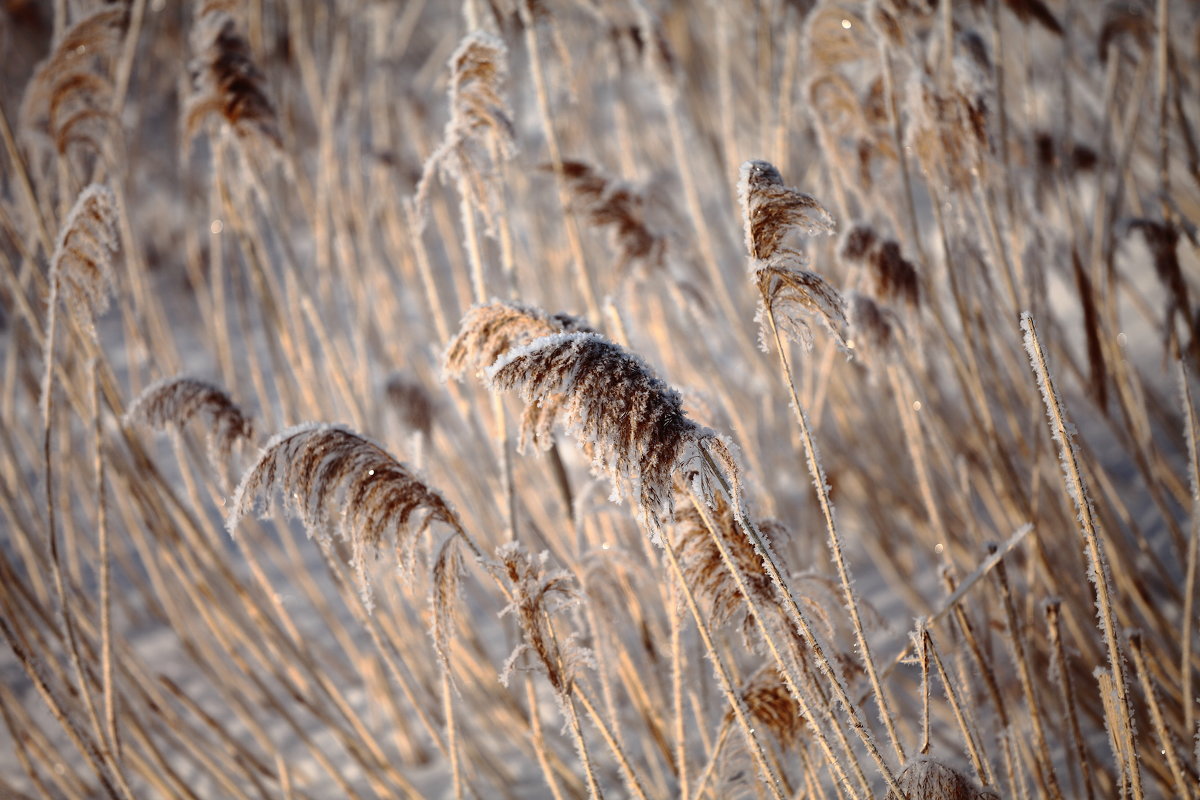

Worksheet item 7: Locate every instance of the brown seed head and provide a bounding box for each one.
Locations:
[50,184,119,339]
[125,376,255,471]
[184,7,281,150]
[732,667,805,745]
[385,374,437,438]
[883,757,990,800]
[738,160,836,261]
[228,424,460,610]
[19,7,125,159]
[487,332,741,534]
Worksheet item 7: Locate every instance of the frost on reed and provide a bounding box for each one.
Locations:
[486,332,739,535]
[416,31,515,217]
[184,4,281,150]
[444,300,593,382]
[496,542,593,695]
[738,160,847,351]
[227,424,460,609]
[46,184,119,341]
[673,494,787,632]
[124,376,255,471]
[19,7,125,160]
[884,757,997,800]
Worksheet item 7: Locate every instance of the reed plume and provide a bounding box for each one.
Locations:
[46,184,119,339]
[416,31,515,215]
[553,160,666,284]
[184,4,281,150]
[733,667,804,746]
[228,423,462,609]
[848,291,901,365]
[18,6,125,160]
[444,300,593,381]
[884,757,996,800]
[487,332,740,534]
[124,376,255,471]
[739,160,847,351]
[672,494,787,632]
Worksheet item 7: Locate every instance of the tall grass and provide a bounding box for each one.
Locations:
[1,2,1198,798]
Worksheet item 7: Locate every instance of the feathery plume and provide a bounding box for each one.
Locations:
[754,255,849,352]
[487,332,740,534]
[840,223,880,264]
[884,757,995,800]
[739,160,847,352]
[444,300,593,381]
[19,7,125,159]
[733,667,804,746]
[553,160,667,283]
[228,424,461,609]
[738,160,836,261]
[496,542,593,695]
[49,184,119,339]
[416,31,515,216]
[124,376,255,471]
[673,494,787,631]
[184,5,281,150]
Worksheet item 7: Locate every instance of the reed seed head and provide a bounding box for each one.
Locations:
[444,300,593,382]
[50,183,119,339]
[125,376,255,472]
[228,423,461,610]
[487,332,741,534]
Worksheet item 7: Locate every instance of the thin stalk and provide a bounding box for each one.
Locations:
[671,590,688,800]
[658,534,788,800]
[1128,632,1193,799]
[685,490,868,800]
[1179,360,1199,738]
[1022,313,1142,798]
[524,675,570,800]
[92,357,118,761]
[443,668,464,800]
[992,556,1063,799]
[923,626,991,786]
[1045,600,1094,800]
[762,299,906,767]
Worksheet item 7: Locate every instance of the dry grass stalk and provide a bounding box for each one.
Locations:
[184,5,281,150]
[1021,312,1143,796]
[416,31,515,216]
[227,423,462,609]
[1045,598,1095,800]
[124,376,255,471]
[486,331,739,534]
[741,159,904,782]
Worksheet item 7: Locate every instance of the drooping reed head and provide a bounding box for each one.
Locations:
[733,667,804,746]
[416,31,515,214]
[443,300,593,382]
[124,376,255,473]
[496,542,592,695]
[486,332,740,534]
[184,5,281,151]
[50,183,119,338]
[18,7,125,161]
[228,423,461,609]
[554,160,666,283]
[754,256,849,351]
[738,160,847,352]
[673,493,787,632]
[737,159,836,261]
